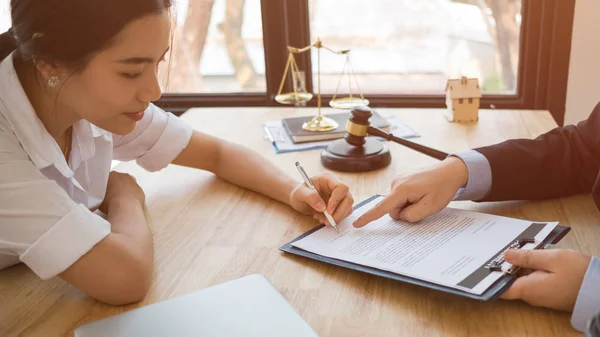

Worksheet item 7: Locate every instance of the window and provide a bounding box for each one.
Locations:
[161,0,266,94]
[155,1,575,124]
[469,98,473,104]
[0,2,9,32]
[308,0,520,96]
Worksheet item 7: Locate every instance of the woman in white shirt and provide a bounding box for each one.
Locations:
[0,0,354,305]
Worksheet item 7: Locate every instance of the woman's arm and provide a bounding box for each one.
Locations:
[172,131,300,205]
[172,131,354,223]
[59,172,153,305]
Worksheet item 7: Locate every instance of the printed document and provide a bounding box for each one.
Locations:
[292,196,558,294]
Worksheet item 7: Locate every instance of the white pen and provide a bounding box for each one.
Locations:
[295,162,339,233]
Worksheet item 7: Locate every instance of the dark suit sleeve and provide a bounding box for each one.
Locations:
[474,103,600,201]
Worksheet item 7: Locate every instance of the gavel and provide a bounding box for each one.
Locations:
[321,105,448,172]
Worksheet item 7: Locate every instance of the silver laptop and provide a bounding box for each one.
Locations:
[75,274,319,337]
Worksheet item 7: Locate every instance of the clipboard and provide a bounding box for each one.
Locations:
[280,195,571,301]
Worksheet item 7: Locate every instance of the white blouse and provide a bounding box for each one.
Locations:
[0,53,193,279]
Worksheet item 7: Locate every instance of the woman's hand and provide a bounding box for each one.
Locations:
[99,171,146,214]
[289,172,354,226]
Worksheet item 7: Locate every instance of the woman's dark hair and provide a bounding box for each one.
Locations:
[0,0,172,68]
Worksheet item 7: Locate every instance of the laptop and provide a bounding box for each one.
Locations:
[74,274,319,337]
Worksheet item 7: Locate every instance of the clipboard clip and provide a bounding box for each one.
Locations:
[485,238,538,275]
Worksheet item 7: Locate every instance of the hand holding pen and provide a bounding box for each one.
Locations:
[288,162,354,232]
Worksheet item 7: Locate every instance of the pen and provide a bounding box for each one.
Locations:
[295,162,339,233]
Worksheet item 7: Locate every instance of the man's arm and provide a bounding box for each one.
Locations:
[473,103,600,201]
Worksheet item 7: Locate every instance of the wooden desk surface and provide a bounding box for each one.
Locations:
[2,107,598,337]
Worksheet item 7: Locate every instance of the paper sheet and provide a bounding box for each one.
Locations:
[292,196,558,295]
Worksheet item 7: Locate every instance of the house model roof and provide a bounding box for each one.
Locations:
[445,76,482,99]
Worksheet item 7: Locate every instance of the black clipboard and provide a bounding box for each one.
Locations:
[280,195,571,301]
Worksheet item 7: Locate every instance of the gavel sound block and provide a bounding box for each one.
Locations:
[321,106,449,172]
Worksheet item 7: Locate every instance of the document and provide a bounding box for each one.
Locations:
[292,196,558,295]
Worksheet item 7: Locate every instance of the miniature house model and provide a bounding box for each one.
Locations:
[444,76,482,122]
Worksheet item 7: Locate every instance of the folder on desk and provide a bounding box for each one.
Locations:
[74,274,319,337]
[280,196,570,301]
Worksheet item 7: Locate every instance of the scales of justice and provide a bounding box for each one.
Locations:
[274,38,369,132]
[274,38,448,172]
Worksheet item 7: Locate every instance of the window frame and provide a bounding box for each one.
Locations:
[156,0,575,125]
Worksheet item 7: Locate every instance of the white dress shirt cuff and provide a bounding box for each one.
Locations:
[449,150,492,201]
[20,204,111,280]
[136,112,193,172]
[571,256,600,332]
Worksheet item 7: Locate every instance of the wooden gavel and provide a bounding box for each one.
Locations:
[321,106,448,172]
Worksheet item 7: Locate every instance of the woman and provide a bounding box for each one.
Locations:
[0,0,354,305]
[353,105,600,332]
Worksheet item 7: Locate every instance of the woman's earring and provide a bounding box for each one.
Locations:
[48,75,60,88]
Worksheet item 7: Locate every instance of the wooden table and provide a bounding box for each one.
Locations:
[1,107,598,337]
